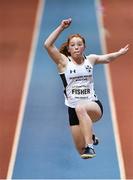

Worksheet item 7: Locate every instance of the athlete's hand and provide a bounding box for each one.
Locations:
[60,18,72,29]
[118,44,129,55]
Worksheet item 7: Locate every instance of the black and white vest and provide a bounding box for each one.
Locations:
[59,56,98,108]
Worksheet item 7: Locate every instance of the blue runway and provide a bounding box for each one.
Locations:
[12,0,120,179]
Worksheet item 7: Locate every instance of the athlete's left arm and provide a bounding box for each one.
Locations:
[88,44,129,65]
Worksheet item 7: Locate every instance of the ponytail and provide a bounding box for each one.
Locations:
[59,42,70,57]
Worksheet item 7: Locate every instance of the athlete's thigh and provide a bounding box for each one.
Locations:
[70,125,85,154]
[83,101,102,122]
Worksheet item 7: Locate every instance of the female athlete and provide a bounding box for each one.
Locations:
[44,18,129,159]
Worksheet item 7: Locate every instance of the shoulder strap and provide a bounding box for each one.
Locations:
[68,57,71,62]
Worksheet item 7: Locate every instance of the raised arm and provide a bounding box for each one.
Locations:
[88,44,129,65]
[44,18,72,65]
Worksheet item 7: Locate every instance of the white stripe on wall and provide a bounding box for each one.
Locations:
[6,0,45,178]
[95,0,126,179]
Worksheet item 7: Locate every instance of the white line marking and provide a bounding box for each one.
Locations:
[6,0,45,179]
[95,0,126,179]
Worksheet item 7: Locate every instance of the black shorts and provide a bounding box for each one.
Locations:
[68,100,103,126]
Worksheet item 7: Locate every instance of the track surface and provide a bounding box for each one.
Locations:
[103,1,133,179]
[0,0,39,178]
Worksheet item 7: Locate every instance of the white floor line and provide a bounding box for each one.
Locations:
[6,0,45,179]
[95,0,126,179]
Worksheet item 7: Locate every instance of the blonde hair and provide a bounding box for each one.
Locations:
[59,34,86,57]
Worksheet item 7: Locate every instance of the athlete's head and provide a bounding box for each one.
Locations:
[59,34,86,57]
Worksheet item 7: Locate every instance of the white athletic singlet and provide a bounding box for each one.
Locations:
[59,56,98,108]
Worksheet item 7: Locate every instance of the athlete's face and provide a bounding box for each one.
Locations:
[68,37,85,57]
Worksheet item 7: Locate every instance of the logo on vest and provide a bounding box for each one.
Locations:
[70,69,76,73]
[85,65,92,72]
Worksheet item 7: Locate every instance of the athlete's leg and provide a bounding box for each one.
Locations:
[75,101,102,146]
[70,125,85,155]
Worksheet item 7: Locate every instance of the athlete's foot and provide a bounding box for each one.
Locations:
[81,146,96,159]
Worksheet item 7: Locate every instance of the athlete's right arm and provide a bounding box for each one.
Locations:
[44,18,72,66]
